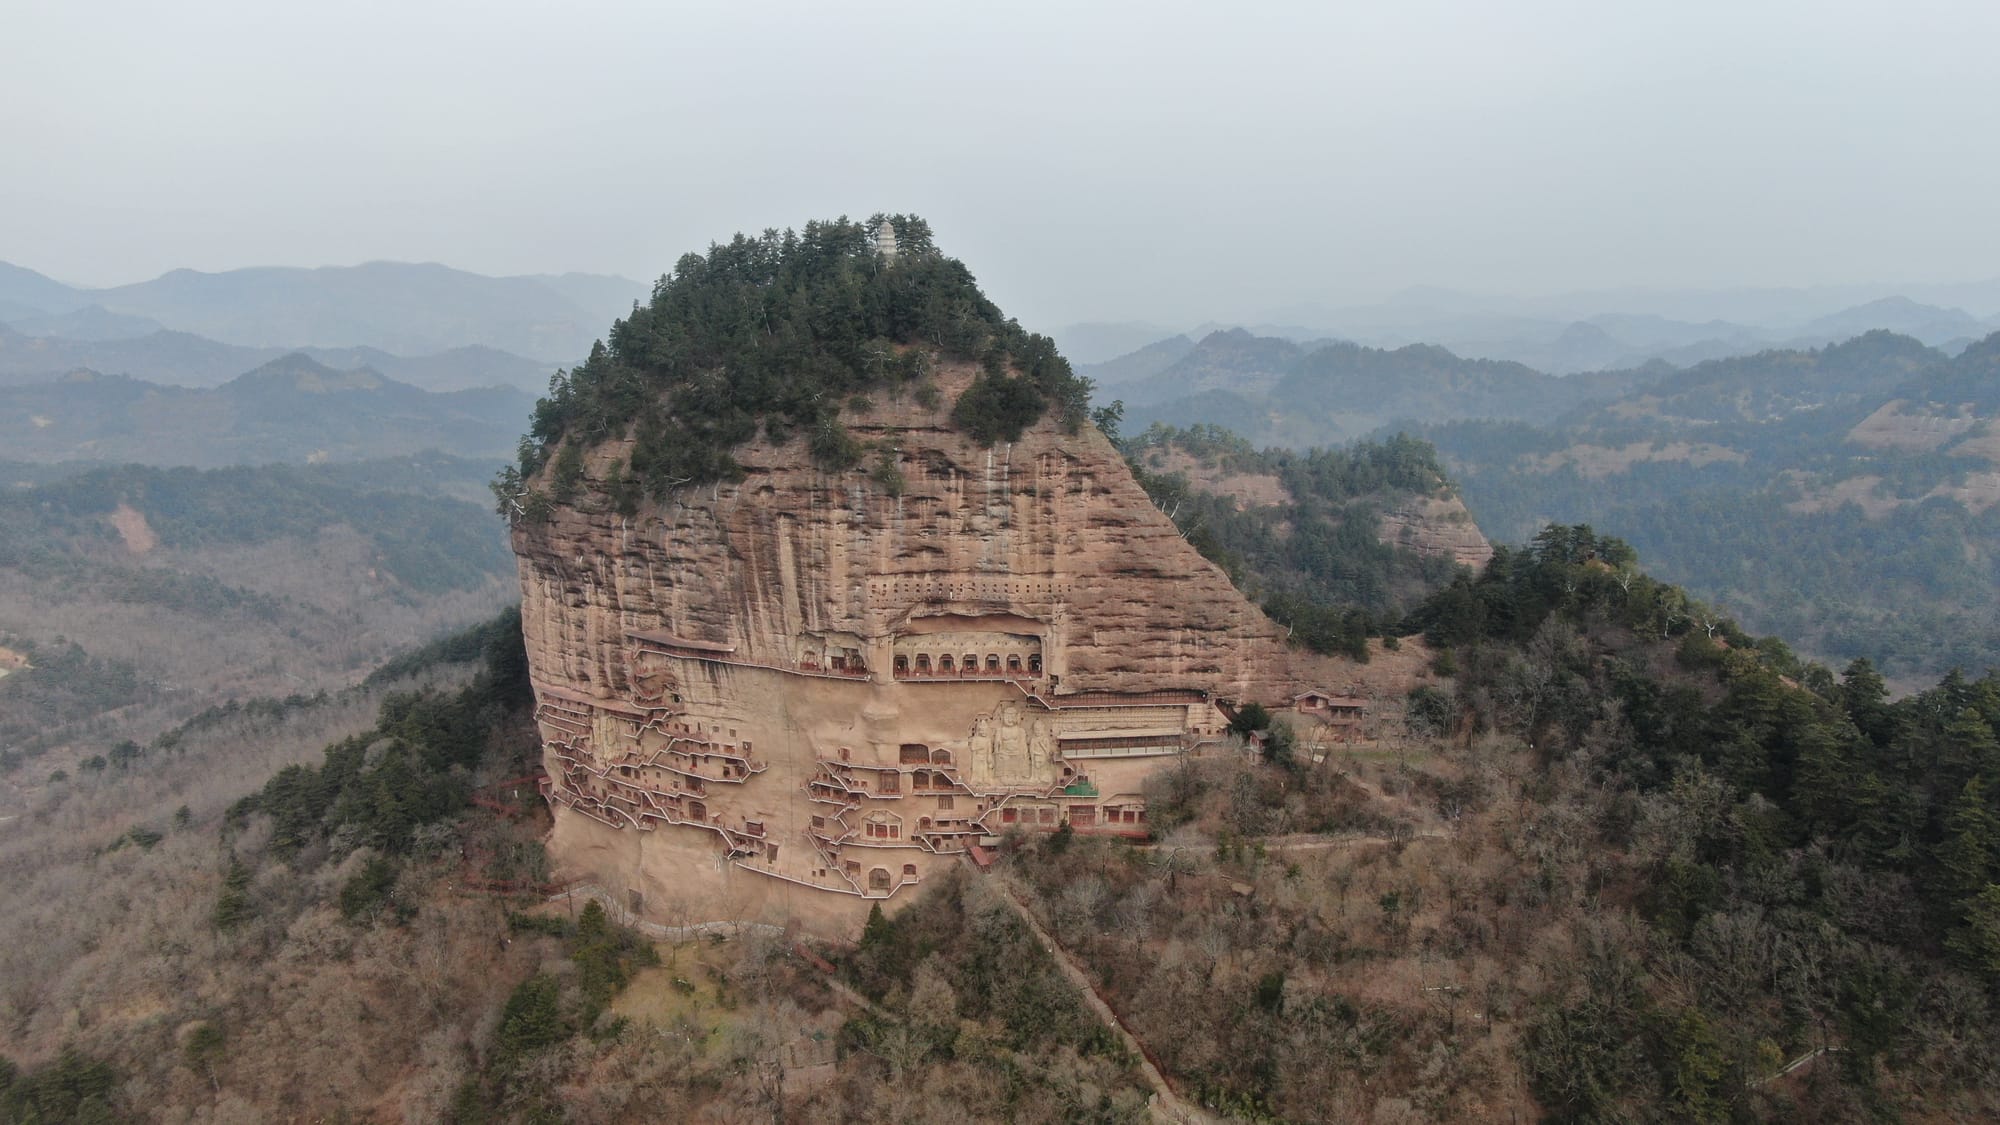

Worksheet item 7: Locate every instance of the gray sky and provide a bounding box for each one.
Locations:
[7,0,1999,327]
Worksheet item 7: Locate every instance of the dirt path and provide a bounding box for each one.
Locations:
[1135,827,1444,858]
[989,875,1228,1125]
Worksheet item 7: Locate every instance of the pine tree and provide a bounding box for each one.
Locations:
[212,859,254,930]
[1938,777,2000,905]
[1841,657,1895,747]
[496,974,567,1061]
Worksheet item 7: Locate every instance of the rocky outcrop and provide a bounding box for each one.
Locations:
[1376,495,1494,569]
[512,363,1354,932]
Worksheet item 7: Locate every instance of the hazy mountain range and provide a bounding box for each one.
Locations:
[0,353,532,467]
[0,321,557,393]
[1099,327,1654,446]
[0,259,650,391]
[1085,313,2000,682]
[1060,280,2000,372]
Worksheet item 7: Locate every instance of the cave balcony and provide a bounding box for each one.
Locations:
[807,819,858,848]
[534,699,593,741]
[818,760,906,798]
[806,784,863,811]
[892,669,1048,686]
[912,821,979,854]
[649,740,767,783]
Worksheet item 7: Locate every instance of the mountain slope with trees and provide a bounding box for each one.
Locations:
[1122,423,1482,658]
[1421,331,2000,681]
[0,458,515,781]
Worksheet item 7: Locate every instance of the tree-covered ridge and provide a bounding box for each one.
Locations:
[0,462,511,595]
[225,608,534,902]
[1115,328,1650,448]
[1397,524,2000,1119]
[1124,424,1468,658]
[1421,329,2000,679]
[500,215,1093,513]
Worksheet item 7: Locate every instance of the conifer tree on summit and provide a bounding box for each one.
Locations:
[497,214,1094,518]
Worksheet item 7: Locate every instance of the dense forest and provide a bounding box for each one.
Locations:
[1400,526,2000,1119]
[1123,423,1469,658]
[1,463,511,595]
[983,525,2000,1121]
[500,214,1096,514]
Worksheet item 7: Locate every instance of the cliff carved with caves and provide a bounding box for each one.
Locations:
[513,362,1363,931]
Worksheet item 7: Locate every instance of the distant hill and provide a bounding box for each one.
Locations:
[1077,332,1193,388]
[1112,323,2000,679]
[1050,320,1183,364]
[1151,281,2000,374]
[4,304,165,340]
[0,321,553,391]
[1120,328,1648,445]
[1793,296,1990,348]
[290,343,552,393]
[0,354,532,466]
[527,271,651,320]
[0,262,85,314]
[0,259,646,362]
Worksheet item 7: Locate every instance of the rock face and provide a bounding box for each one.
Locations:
[1375,495,1495,569]
[513,364,1349,932]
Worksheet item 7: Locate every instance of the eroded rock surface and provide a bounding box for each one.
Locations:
[1375,495,1495,569]
[514,365,1358,931]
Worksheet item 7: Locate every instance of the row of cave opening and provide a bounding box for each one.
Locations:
[892,652,1042,678]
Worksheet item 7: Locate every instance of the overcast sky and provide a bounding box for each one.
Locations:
[7,0,1999,326]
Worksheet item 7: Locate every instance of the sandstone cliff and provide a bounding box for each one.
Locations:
[516,362,1329,708]
[512,364,1362,930]
[1376,495,1495,569]
[505,218,1389,931]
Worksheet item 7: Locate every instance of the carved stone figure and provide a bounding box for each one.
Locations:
[991,702,1033,782]
[590,709,628,761]
[627,649,676,703]
[965,715,994,786]
[1028,717,1058,785]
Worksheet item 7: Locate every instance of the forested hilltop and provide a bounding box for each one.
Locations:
[1119,423,1484,658]
[500,214,1095,516]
